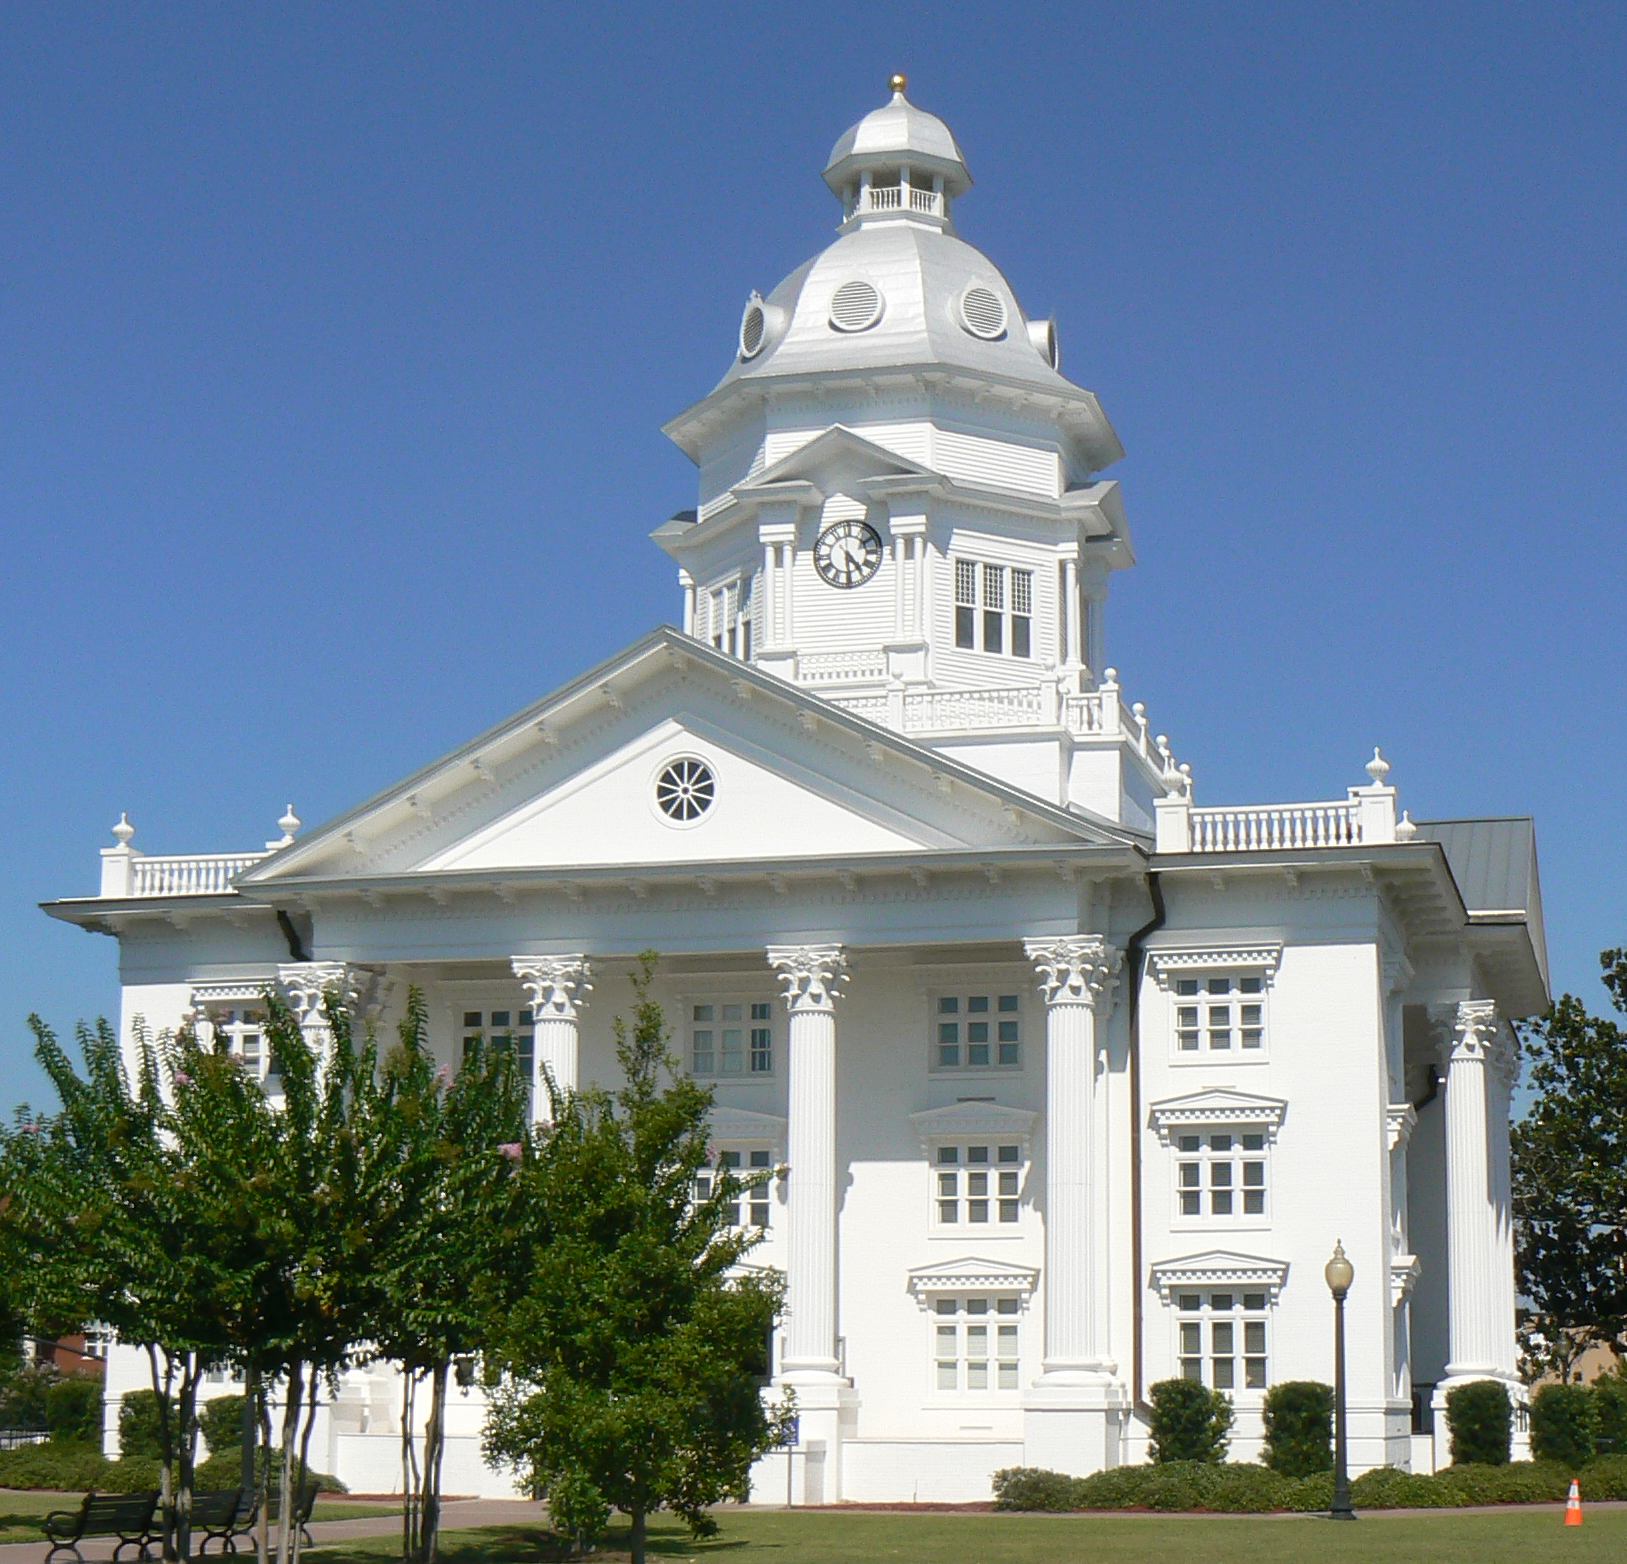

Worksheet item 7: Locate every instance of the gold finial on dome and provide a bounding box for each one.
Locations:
[889,72,908,96]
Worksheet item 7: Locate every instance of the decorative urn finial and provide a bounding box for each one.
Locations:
[889,72,908,96]
[1396,810,1417,842]
[1366,746,1391,786]
[275,804,302,849]
[112,812,135,848]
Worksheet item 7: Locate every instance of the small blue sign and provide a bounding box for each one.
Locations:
[778,1414,800,1449]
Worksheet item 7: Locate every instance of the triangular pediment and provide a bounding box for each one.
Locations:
[906,1257,1039,1297]
[1147,1089,1286,1144]
[736,425,937,498]
[238,631,1132,891]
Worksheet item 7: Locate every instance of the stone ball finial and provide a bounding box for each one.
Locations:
[1103,667,1118,684]
[1366,746,1392,785]
[112,812,135,847]
[1179,762,1194,797]
[889,72,908,96]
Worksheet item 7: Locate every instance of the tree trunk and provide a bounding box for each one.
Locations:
[144,1345,178,1562]
[290,1373,321,1564]
[417,1358,449,1564]
[256,1382,274,1564]
[630,1504,647,1564]
[174,1360,200,1564]
[400,1371,420,1562]
[274,1361,304,1564]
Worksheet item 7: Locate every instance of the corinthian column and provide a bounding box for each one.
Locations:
[277,962,369,1049]
[511,955,592,1118]
[767,943,848,1381]
[1025,935,1121,1380]
[1444,999,1502,1379]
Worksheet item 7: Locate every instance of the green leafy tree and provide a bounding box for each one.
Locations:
[483,959,789,1564]
[1513,949,1627,1380]
[368,988,529,1564]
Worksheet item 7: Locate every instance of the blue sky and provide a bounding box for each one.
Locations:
[2,3,1623,1108]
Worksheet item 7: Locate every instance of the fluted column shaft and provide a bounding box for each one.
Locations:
[1445,1000,1501,1377]
[1026,935,1120,1379]
[768,944,848,1379]
[512,956,592,1121]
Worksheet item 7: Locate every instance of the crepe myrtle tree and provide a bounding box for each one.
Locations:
[482,957,790,1564]
[367,987,530,1564]
[0,1016,239,1563]
[1514,948,1627,1382]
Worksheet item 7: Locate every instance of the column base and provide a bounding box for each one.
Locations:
[1022,1377,1129,1476]
[775,1374,856,1505]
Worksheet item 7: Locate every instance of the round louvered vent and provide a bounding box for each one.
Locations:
[655,757,715,824]
[739,299,766,359]
[960,284,1007,340]
[829,279,883,333]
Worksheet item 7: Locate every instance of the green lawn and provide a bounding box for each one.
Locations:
[314,1507,1627,1564]
[0,1490,397,1545]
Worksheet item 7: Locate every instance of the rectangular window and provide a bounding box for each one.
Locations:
[933,1294,1021,1392]
[690,1000,774,1078]
[1174,974,1266,1055]
[462,1008,536,1109]
[935,1142,1024,1225]
[954,559,977,649]
[1175,1130,1269,1221]
[951,559,1034,659]
[212,1007,281,1090]
[694,1145,774,1229]
[934,992,1022,1070]
[1176,1290,1270,1390]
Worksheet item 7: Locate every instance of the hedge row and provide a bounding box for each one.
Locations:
[0,1438,345,1495]
[992,1454,1627,1513]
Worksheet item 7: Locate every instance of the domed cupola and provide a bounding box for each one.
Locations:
[823,73,971,232]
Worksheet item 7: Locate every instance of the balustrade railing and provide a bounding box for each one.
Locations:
[901,686,1042,731]
[856,185,943,217]
[1188,801,1363,852]
[128,853,268,897]
[800,649,888,684]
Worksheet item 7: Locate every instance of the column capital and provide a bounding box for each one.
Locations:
[767,944,848,1013]
[511,955,593,1020]
[1025,935,1121,1009]
[277,962,372,1025]
[1450,999,1499,1063]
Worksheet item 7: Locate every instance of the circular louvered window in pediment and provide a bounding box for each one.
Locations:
[960,284,1007,340]
[739,298,767,359]
[655,757,716,824]
[829,279,884,333]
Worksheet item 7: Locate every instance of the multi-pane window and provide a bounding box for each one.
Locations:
[214,1008,278,1088]
[690,1001,774,1077]
[933,1295,1021,1391]
[1176,1290,1269,1390]
[694,1146,774,1229]
[1175,1130,1268,1220]
[953,559,1032,658]
[934,994,1022,1070]
[706,580,750,659]
[1174,974,1265,1054]
[935,1143,1024,1225]
[462,1008,536,1104]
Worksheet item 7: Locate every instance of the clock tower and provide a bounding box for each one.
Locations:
[656,78,1177,834]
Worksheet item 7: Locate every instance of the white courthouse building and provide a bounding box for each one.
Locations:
[49,81,1547,1501]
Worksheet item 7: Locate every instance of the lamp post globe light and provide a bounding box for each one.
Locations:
[1325,1240,1356,1520]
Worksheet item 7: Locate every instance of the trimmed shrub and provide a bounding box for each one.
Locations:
[1261,1380,1333,1477]
[0,1363,55,1430]
[1446,1379,1511,1467]
[1351,1466,1466,1509]
[1147,1377,1233,1464]
[193,1448,347,1495]
[1579,1452,1627,1501]
[1593,1376,1627,1456]
[45,1376,105,1444]
[1433,1460,1570,1505]
[0,1440,159,1493]
[1530,1382,1596,1470]
[198,1393,248,1459]
[118,1389,177,1463]
[991,1466,1085,1511]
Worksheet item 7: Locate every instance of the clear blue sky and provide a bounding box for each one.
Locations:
[3,3,1623,1109]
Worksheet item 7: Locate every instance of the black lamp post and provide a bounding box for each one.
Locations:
[1325,1239,1357,1520]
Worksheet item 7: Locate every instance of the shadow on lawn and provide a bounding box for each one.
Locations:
[318,1524,757,1563]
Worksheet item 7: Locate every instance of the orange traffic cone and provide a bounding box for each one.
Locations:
[1564,1477,1583,1526]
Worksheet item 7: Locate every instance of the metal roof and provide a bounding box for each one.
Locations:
[1414,817,1548,989]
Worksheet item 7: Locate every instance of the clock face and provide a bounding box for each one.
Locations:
[813,520,883,589]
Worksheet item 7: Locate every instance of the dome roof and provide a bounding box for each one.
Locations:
[824,78,971,198]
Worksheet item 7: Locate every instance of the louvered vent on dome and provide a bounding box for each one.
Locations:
[739,299,767,358]
[960,284,1007,340]
[829,279,883,332]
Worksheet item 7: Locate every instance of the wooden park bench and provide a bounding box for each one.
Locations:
[189,1488,243,1556]
[43,1491,161,1563]
[203,1478,319,1554]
